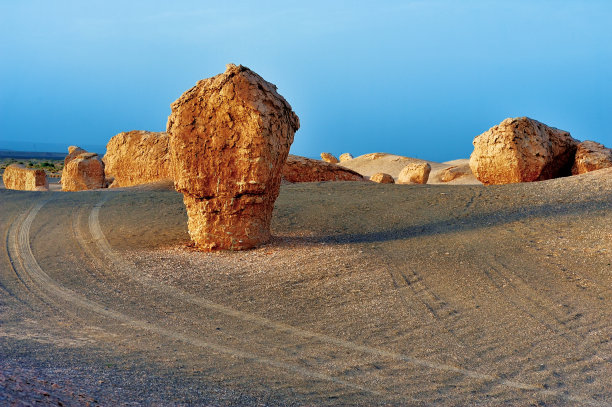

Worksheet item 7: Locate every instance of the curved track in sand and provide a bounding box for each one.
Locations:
[2,176,611,405]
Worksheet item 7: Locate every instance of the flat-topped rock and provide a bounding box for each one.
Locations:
[61,150,106,191]
[167,64,299,251]
[2,164,48,191]
[104,130,172,188]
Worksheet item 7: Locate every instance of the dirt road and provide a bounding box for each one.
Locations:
[1,171,610,405]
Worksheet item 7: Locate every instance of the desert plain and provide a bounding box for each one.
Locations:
[0,164,610,405]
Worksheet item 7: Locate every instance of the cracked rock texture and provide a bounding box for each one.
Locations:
[104,131,172,188]
[61,151,106,191]
[282,155,363,182]
[167,64,300,251]
[2,164,48,191]
[571,141,612,175]
[397,162,431,184]
[469,117,578,185]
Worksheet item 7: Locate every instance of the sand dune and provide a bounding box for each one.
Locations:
[0,168,610,405]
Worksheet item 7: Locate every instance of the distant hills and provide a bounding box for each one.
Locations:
[0,150,67,159]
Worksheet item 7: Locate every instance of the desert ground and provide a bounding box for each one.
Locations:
[1,169,611,406]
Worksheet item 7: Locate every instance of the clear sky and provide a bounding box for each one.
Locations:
[1,1,611,161]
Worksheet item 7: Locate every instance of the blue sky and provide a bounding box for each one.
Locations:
[1,1,611,161]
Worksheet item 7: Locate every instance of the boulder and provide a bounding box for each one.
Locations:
[282,155,364,182]
[2,164,48,191]
[437,165,469,182]
[61,152,106,191]
[167,64,300,251]
[64,146,87,167]
[469,117,578,185]
[103,130,172,188]
[571,141,612,175]
[339,153,353,162]
[370,173,395,184]
[397,162,431,184]
[320,152,339,164]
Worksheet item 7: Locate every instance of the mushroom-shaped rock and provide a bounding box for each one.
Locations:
[571,141,612,175]
[469,117,578,185]
[2,164,49,191]
[61,152,106,191]
[397,162,431,184]
[282,155,363,182]
[339,153,353,162]
[167,64,300,251]
[370,173,395,184]
[320,152,339,164]
[103,130,173,188]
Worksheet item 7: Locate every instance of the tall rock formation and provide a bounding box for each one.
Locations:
[167,64,300,251]
[103,131,172,188]
[2,164,49,191]
[469,117,578,185]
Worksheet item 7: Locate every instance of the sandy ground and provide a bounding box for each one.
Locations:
[0,170,611,405]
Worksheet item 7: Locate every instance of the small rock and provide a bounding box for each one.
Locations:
[282,155,363,182]
[370,173,395,184]
[320,152,339,164]
[397,162,431,184]
[571,141,612,175]
[339,153,353,162]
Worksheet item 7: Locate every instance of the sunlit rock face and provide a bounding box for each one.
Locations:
[167,64,300,251]
[104,131,172,188]
[370,173,395,184]
[571,141,612,175]
[320,152,339,164]
[61,151,106,191]
[469,117,578,185]
[397,162,431,184]
[282,155,363,182]
[3,164,48,191]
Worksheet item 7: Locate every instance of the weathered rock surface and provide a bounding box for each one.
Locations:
[282,155,363,182]
[320,152,339,164]
[370,173,395,184]
[339,153,353,162]
[397,162,431,184]
[2,164,48,191]
[167,64,300,251]
[61,152,106,191]
[437,165,470,182]
[469,117,578,185]
[64,146,87,167]
[571,141,612,175]
[103,131,172,188]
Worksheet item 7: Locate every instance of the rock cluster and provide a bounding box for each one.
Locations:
[339,153,353,162]
[320,152,339,164]
[167,64,300,251]
[397,162,431,184]
[370,173,395,184]
[103,131,172,188]
[571,141,612,175]
[2,164,48,191]
[469,117,578,185]
[61,149,106,191]
[282,155,363,182]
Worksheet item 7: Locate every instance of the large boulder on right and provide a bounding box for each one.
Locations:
[61,152,106,191]
[571,141,612,175]
[469,117,578,185]
[103,130,172,188]
[2,164,48,191]
[282,155,363,182]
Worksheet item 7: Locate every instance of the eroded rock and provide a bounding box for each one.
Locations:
[469,117,578,185]
[370,173,395,184]
[167,64,299,251]
[339,153,353,162]
[103,131,172,188]
[320,152,339,164]
[61,152,105,191]
[397,162,431,184]
[571,141,612,175]
[2,164,48,191]
[282,155,363,182]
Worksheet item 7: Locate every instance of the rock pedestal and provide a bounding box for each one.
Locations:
[103,131,172,187]
[167,64,300,251]
[469,117,578,185]
[2,164,48,191]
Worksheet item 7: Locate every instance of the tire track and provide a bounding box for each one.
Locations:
[82,194,606,406]
[10,198,389,401]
